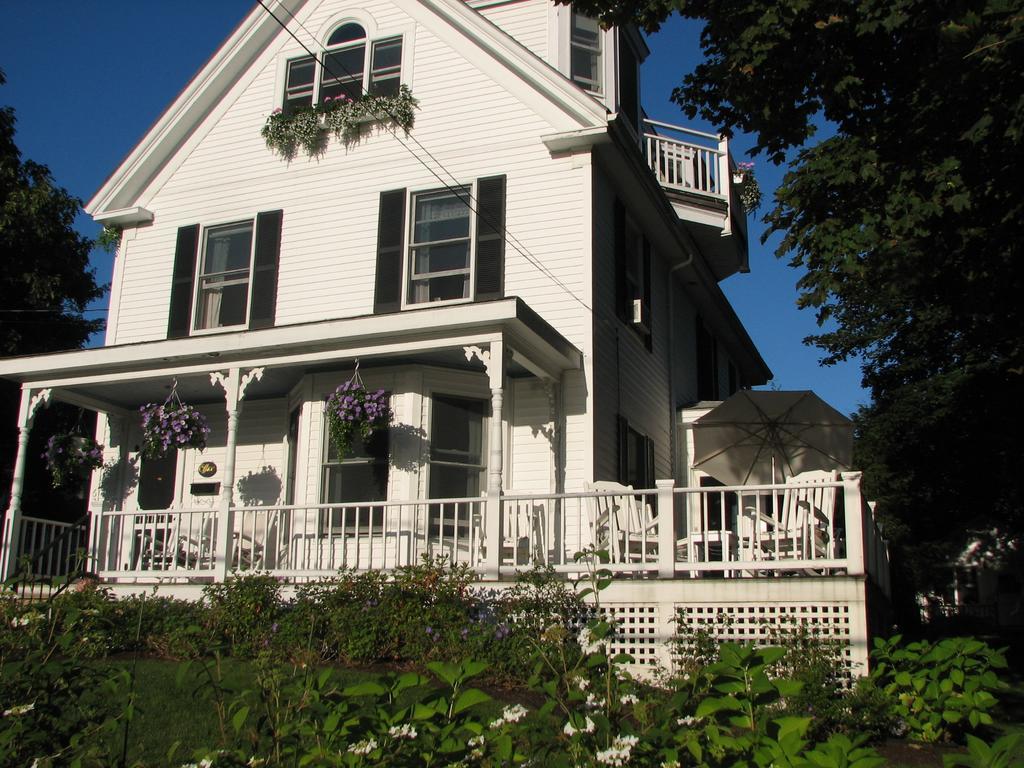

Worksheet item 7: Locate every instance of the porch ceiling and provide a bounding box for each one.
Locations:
[0,298,581,412]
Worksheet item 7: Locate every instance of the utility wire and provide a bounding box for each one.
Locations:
[258,0,592,311]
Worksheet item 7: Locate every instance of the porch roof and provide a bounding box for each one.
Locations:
[0,297,581,412]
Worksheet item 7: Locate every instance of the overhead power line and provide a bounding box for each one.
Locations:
[257,0,592,312]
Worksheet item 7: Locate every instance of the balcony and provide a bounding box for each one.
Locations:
[643,119,750,280]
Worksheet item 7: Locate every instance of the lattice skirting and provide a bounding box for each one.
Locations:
[598,577,872,676]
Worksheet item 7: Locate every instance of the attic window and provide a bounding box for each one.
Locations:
[281,23,404,115]
[570,10,603,95]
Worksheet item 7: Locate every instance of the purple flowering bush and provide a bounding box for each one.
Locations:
[42,433,104,488]
[138,399,211,459]
[325,380,392,459]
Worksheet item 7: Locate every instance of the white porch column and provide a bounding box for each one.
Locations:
[210,367,264,580]
[465,342,505,577]
[1,387,51,579]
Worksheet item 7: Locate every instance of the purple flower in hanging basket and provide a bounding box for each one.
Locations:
[139,391,210,460]
[325,375,392,459]
[43,432,104,489]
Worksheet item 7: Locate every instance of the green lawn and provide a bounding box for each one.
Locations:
[98,658,386,765]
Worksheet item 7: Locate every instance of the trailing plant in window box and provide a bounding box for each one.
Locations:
[735,160,763,211]
[139,388,211,460]
[261,85,418,158]
[42,433,104,488]
[325,378,392,459]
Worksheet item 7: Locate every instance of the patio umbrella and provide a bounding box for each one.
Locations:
[690,390,853,485]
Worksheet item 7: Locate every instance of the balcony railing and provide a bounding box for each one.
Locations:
[643,119,730,201]
[84,474,890,591]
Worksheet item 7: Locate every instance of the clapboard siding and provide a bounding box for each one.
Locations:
[474,0,549,60]
[591,164,673,484]
[510,378,552,492]
[110,0,589,354]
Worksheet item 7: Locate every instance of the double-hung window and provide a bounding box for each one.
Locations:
[569,10,603,94]
[372,177,506,314]
[322,423,390,532]
[195,221,254,331]
[166,211,283,339]
[407,187,473,305]
[281,23,403,115]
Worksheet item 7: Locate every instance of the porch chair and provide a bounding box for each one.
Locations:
[740,470,838,565]
[584,481,658,564]
[500,492,548,567]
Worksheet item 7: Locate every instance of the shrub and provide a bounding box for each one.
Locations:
[203,573,282,657]
[870,634,1008,742]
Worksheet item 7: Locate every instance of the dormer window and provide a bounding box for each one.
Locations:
[281,23,403,115]
[569,10,603,95]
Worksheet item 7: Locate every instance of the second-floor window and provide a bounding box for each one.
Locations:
[195,221,254,331]
[372,177,506,315]
[282,23,403,115]
[570,10,603,95]
[407,187,473,305]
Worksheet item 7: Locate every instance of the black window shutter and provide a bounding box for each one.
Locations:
[614,199,628,322]
[167,224,200,339]
[642,235,653,350]
[249,210,283,329]
[474,175,506,301]
[374,189,406,314]
[616,414,629,485]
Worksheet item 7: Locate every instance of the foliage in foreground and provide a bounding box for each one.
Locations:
[0,556,1015,766]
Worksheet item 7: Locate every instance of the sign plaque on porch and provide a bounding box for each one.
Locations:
[197,461,217,478]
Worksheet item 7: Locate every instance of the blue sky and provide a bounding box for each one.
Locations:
[0,2,868,416]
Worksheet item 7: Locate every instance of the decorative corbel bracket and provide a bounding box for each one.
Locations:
[24,388,52,429]
[210,367,265,411]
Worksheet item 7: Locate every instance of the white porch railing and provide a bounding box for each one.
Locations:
[85,474,890,591]
[7,515,88,581]
[643,119,730,200]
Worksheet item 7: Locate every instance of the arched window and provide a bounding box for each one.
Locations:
[321,23,367,102]
[281,22,403,115]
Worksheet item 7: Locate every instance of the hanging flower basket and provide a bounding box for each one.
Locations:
[42,433,104,489]
[325,378,392,459]
[734,161,762,212]
[139,389,211,460]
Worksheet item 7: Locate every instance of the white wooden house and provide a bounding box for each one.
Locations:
[0,0,889,671]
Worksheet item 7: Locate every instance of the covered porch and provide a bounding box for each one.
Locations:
[0,298,582,584]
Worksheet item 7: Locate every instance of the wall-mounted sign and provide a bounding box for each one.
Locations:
[197,461,217,478]
[190,482,220,496]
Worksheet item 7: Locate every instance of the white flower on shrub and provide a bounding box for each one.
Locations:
[348,738,378,755]
[575,676,590,691]
[585,692,601,709]
[578,626,605,655]
[676,715,699,727]
[491,704,528,727]
[620,693,639,706]
[595,734,639,766]
[563,716,595,736]
[468,734,486,758]
[3,703,34,716]
[388,723,418,740]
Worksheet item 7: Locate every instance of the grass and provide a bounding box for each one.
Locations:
[97,658,385,766]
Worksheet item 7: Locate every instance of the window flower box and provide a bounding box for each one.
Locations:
[261,85,418,159]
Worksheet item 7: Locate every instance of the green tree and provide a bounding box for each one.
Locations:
[0,69,105,516]
[564,0,1024,598]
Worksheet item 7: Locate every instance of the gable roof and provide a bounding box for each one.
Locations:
[85,0,609,220]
